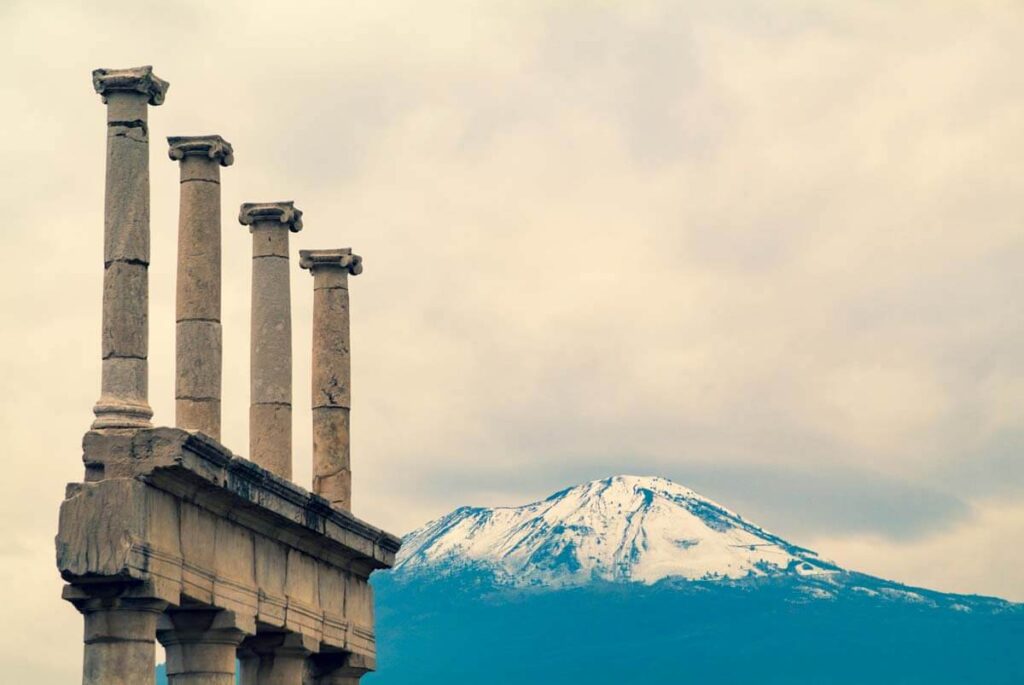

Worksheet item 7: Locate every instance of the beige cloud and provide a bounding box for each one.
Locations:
[808,496,1024,602]
[2,0,1024,679]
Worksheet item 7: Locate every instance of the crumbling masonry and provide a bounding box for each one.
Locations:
[55,66,401,685]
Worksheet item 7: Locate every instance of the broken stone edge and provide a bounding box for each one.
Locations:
[93,65,170,105]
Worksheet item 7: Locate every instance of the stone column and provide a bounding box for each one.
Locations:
[238,633,315,685]
[168,136,234,441]
[306,653,372,685]
[239,202,303,478]
[157,609,247,685]
[299,250,363,510]
[63,586,167,685]
[91,66,168,430]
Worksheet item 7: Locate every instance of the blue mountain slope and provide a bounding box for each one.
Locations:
[369,571,1024,684]
[367,476,1023,684]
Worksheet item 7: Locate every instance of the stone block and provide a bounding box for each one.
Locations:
[249,403,292,479]
[176,320,221,399]
[179,155,221,183]
[176,398,220,441]
[103,139,151,264]
[318,563,346,616]
[180,502,216,602]
[103,90,149,123]
[286,549,319,607]
[214,519,255,585]
[175,182,222,321]
[345,573,374,629]
[102,261,148,359]
[250,225,290,258]
[57,479,147,581]
[99,357,148,403]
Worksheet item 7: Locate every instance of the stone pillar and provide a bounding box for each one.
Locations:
[305,653,372,685]
[63,586,167,685]
[299,250,363,510]
[239,633,315,685]
[239,202,303,478]
[168,136,234,441]
[157,609,247,685]
[91,66,168,430]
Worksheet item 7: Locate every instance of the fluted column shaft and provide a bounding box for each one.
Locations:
[157,609,247,685]
[300,250,363,510]
[170,136,234,441]
[91,66,168,429]
[240,202,303,479]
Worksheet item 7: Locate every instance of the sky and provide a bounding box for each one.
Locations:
[2,0,1024,680]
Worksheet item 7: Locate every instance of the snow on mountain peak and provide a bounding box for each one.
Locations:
[394,475,832,588]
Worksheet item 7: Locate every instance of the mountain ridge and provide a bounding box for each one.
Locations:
[397,474,848,588]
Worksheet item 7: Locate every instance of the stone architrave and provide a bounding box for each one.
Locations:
[91,66,169,429]
[239,202,303,478]
[168,135,234,440]
[299,249,363,511]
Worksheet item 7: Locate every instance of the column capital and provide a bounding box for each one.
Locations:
[168,135,234,166]
[239,201,303,232]
[299,249,363,276]
[92,65,169,105]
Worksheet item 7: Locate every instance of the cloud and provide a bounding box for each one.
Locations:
[808,496,1024,602]
[3,0,1024,678]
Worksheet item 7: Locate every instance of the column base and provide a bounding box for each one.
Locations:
[92,399,154,429]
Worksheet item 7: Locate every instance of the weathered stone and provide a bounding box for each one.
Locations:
[92,66,165,429]
[93,65,169,106]
[300,249,361,510]
[80,597,167,685]
[101,260,148,359]
[313,408,351,510]
[240,632,317,685]
[239,201,303,233]
[249,403,292,479]
[175,184,222,320]
[172,135,230,441]
[250,256,292,404]
[103,125,151,264]
[345,573,374,629]
[250,227,291,258]
[307,653,373,685]
[176,320,221,398]
[243,202,300,478]
[158,609,248,685]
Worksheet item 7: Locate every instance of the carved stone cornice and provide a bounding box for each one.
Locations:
[92,66,169,105]
[168,135,234,166]
[238,202,303,232]
[299,249,363,276]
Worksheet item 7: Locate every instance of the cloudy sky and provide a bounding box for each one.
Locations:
[3,0,1024,680]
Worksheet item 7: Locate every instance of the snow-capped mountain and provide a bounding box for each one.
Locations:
[396,474,834,587]
[373,474,1023,684]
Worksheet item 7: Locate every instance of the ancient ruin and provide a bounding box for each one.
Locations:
[56,66,401,685]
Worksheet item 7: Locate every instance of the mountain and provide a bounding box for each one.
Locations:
[367,475,1024,684]
[395,475,834,587]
